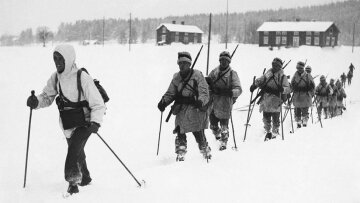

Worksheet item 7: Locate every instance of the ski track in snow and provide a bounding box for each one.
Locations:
[0,43,360,203]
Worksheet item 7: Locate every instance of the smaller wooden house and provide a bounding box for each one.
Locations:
[257,21,340,47]
[156,21,203,45]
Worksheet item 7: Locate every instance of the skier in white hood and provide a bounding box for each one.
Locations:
[26,44,106,195]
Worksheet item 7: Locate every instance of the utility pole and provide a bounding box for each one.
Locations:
[352,22,355,53]
[129,13,132,52]
[102,17,105,47]
[225,0,228,49]
[206,13,212,76]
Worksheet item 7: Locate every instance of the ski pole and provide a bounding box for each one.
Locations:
[249,68,266,119]
[288,99,294,133]
[310,104,314,124]
[23,90,35,188]
[243,76,256,142]
[230,113,237,150]
[280,95,285,140]
[156,112,163,156]
[96,133,144,187]
[315,100,323,128]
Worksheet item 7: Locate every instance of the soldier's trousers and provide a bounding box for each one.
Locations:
[209,112,229,142]
[263,112,280,134]
[317,106,328,118]
[175,130,209,154]
[294,107,309,123]
[65,126,91,184]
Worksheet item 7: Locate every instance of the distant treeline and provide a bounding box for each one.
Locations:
[1,0,360,46]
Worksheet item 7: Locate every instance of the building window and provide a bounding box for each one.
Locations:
[314,37,319,45]
[162,27,167,34]
[194,34,197,43]
[175,32,179,42]
[294,31,299,36]
[306,36,311,45]
[306,31,312,36]
[314,32,320,36]
[263,36,268,45]
[326,37,330,45]
[264,31,269,36]
[329,28,333,35]
[276,31,281,35]
[282,31,287,35]
[282,36,287,45]
[184,32,188,43]
[161,35,166,42]
[276,36,281,45]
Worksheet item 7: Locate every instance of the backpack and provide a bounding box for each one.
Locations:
[55,67,109,103]
[77,68,109,103]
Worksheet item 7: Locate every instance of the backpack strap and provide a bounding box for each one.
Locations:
[229,70,233,88]
[213,67,231,85]
[77,68,89,101]
[55,74,58,91]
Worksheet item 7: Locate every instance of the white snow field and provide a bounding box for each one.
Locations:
[0,43,359,203]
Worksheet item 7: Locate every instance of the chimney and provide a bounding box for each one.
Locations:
[172,20,176,24]
[181,21,185,25]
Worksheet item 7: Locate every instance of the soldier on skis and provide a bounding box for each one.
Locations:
[26,44,106,195]
[206,51,242,150]
[314,75,333,119]
[335,80,347,115]
[250,57,290,141]
[290,61,315,128]
[347,70,353,86]
[157,51,211,161]
[340,72,347,88]
[328,78,338,118]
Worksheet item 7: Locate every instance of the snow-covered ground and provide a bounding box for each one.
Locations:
[0,43,359,203]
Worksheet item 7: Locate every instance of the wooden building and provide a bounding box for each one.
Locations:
[257,21,340,47]
[156,21,203,45]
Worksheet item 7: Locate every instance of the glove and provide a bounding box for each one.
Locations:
[205,77,214,90]
[157,99,166,112]
[27,94,39,109]
[223,89,233,97]
[88,122,100,134]
[194,100,203,109]
[250,84,257,92]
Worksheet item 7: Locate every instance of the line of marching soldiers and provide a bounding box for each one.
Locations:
[157,50,350,161]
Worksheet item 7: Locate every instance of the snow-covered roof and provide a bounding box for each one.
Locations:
[257,21,336,32]
[156,23,204,34]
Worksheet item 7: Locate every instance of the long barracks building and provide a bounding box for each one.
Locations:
[156,21,203,45]
[257,21,340,47]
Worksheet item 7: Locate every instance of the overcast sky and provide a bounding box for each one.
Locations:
[0,0,344,35]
